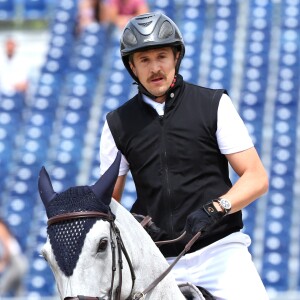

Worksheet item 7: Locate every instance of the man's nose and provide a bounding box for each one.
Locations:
[149,60,160,72]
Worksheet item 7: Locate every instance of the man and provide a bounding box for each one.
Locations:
[0,218,28,297]
[100,12,269,299]
[0,37,28,95]
[103,0,149,30]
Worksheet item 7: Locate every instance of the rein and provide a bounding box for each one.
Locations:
[132,232,201,299]
[48,211,201,300]
[136,215,187,247]
[131,216,202,299]
[48,211,136,300]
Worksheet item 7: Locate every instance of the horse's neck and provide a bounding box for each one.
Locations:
[110,200,185,299]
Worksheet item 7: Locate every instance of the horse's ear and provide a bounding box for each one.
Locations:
[91,151,121,205]
[38,166,57,207]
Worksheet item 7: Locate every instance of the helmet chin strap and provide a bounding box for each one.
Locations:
[136,76,177,101]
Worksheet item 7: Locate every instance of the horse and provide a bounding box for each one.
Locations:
[38,152,212,300]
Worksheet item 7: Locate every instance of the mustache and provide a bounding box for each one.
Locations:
[148,71,166,82]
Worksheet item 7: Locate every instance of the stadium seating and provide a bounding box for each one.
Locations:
[0,0,55,21]
[0,0,15,20]
[260,0,299,292]
[0,0,299,299]
[179,0,206,83]
[23,0,48,20]
[233,0,273,255]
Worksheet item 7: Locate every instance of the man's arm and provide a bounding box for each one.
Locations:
[222,147,269,213]
[0,223,12,272]
[112,175,127,202]
[185,147,268,235]
[100,120,130,202]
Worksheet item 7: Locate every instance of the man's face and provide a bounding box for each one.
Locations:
[129,47,179,102]
[5,39,16,58]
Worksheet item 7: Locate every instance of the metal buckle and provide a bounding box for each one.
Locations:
[132,292,145,300]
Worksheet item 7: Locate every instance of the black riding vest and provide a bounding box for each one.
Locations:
[107,75,243,257]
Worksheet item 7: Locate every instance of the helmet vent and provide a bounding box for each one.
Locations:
[158,21,173,39]
[138,21,152,27]
[123,28,137,46]
[136,14,154,21]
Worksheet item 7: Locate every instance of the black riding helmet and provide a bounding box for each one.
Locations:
[120,12,185,84]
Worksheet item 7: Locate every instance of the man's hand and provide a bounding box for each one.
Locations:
[132,213,161,237]
[132,213,179,243]
[185,202,224,236]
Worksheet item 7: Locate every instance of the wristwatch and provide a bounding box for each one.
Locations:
[215,197,231,215]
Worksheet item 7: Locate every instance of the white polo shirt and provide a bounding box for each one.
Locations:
[100,93,253,175]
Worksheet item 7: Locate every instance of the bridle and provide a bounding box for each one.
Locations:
[47,211,201,300]
[48,211,136,300]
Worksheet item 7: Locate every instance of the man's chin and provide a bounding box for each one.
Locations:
[150,89,167,98]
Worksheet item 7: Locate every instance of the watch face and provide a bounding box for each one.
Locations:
[219,198,231,210]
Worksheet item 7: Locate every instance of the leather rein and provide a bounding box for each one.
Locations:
[47,211,201,300]
[48,211,136,300]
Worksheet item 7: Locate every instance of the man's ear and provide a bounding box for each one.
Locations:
[129,61,137,76]
[175,51,180,63]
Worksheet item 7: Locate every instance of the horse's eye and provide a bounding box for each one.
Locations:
[97,238,108,252]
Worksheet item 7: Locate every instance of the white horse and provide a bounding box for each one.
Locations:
[38,152,208,300]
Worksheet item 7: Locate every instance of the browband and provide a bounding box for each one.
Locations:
[47,211,114,226]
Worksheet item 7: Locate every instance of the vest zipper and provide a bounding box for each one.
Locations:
[159,116,174,236]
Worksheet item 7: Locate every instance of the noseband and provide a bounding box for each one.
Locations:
[48,211,136,300]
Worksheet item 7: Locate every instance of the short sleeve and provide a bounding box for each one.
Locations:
[217,94,254,154]
[99,120,129,176]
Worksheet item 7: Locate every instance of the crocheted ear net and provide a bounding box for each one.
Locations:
[46,186,111,277]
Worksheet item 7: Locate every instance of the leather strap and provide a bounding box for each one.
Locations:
[140,215,153,228]
[47,211,114,226]
[203,202,225,217]
[64,297,100,300]
[53,211,135,300]
[132,232,202,299]
[155,231,186,246]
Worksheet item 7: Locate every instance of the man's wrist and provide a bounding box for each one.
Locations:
[203,201,225,218]
[212,201,225,213]
[215,197,232,215]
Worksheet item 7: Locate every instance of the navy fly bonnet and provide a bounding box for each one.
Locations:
[38,151,121,276]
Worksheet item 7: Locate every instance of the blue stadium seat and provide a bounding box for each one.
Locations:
[179,1,206,83]
[0,1,299,298]
[23,0,48,20]
[0,0,15,20]
[150,0,175,19]
[0,92,25,112]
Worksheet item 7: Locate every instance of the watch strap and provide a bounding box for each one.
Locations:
[216,197,231,215]
[203,201,225,218]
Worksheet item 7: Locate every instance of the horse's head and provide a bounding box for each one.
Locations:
[39,151,188,300]
[39,152,134,299]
